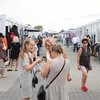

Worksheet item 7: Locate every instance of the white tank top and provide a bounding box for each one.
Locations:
[46,52,52,61]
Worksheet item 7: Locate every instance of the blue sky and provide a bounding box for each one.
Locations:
[0,0,100,31]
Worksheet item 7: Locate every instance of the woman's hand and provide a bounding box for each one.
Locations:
[36,58,42,64]
[2,46,7,51]
[67,73,72,82]
[41,61,51,78]
[78,65,81,70]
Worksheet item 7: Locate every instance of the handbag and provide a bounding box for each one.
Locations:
[37,59,66,100]
[3,56,8,62]
[32,70,38,88]
[37,85,46,100]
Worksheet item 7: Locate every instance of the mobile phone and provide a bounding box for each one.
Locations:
[42,56,47,62]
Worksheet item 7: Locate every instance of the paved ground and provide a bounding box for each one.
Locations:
[0,47,100,100]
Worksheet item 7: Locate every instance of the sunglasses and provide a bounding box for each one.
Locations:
[83,42,88,44]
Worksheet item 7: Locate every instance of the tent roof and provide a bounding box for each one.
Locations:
[64,31,75,34]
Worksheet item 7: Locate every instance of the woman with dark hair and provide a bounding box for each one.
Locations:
[77,37,92,92]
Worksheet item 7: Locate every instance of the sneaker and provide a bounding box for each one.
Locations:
[81,86,87,92]
[7,69,12,71]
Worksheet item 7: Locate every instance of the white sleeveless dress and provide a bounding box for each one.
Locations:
[45,57,70,100]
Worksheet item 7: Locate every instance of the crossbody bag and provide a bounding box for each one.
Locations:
[37,59,66,100]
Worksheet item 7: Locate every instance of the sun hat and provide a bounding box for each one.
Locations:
[82,37,89,43]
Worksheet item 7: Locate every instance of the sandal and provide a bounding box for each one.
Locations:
[81,86,88,92]
[7,69,12,71]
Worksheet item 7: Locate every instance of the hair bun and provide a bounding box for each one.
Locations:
[52,43,63,53]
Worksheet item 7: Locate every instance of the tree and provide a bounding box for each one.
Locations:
[34,25,43,32]
[27,24,31,27]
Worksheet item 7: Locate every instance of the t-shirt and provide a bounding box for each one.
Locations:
[72,37,80,44]
[0,43,4,59]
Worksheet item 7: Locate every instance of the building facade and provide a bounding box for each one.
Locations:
[75,20,100,45]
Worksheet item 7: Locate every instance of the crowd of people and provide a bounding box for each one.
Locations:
[17,36,72,100]
[0,32,95,100]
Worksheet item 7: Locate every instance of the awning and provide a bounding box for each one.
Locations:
[24,27,40,32]
[64,31,75,34]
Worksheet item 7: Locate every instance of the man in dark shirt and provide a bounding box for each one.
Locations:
[37,35,43,56]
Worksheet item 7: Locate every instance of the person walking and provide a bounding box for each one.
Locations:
[77,37,92,92]
[18,38,42,100]
[37,35,43,56]
[41,44,71,100]
[7,36,21,71]
[66,36,69,47]
[72,35,80,52]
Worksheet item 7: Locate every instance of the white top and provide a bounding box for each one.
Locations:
[43,38,46,46]
[72,36,80,44]
[45,57,70,100]
[46,52,52,61]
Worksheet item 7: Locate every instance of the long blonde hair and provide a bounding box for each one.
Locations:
[19,38,32,64]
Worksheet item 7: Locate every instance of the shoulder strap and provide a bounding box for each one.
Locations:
[46,59,66,89]
[88,47,91,52]
[82,47,86,54]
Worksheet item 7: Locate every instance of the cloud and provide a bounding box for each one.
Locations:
[0,0,100,30]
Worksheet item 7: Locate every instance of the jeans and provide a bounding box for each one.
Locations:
[73,43,78,52]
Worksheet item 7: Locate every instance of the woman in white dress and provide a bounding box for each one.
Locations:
[41,44,70,100]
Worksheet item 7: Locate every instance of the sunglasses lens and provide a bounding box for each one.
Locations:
[83,42,88,44]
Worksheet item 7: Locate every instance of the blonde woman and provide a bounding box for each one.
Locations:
[18,38,42,100]
[45,37,72,81]
[7,36,21,71]
[41,44,71,100]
